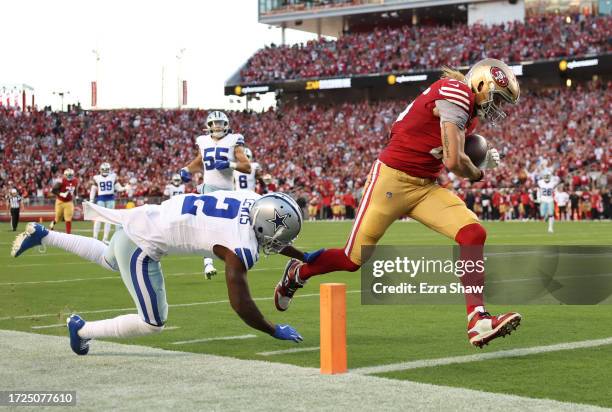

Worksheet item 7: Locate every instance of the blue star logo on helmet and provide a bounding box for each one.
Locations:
[266,209,289,232]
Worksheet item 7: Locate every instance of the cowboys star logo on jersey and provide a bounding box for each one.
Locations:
[266,209,289,232]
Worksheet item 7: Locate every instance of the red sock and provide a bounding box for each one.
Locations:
[299,248,360,281]
[66,221,72,234]
[455,223,486,315]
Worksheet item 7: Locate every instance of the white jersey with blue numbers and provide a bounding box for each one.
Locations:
[93,173,118,201]
[83,190,260,267]
[538,177,559,203]
[164,183,185,198]
[234,162,260,191]
[196,133,245,190]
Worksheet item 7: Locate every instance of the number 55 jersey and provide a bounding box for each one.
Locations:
[197,133,245,190]
[83,190,260,267]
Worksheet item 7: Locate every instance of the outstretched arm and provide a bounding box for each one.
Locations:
[184,153,203,174]
[281,245,325,264]
[214,245,275,335]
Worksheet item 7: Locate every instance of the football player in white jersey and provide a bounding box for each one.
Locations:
[12,191,315,355]
[164,174,186,198]
[179,111,252,279]
[537,172,560,233]
[90,163,124,243]
[234,147,263,191]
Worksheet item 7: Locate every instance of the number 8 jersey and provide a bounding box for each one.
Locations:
[196,133,245,190]
[83,190,261,267]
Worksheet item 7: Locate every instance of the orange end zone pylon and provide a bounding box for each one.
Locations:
[320,283,347,374]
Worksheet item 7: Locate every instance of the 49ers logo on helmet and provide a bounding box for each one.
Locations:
[490,66,509,87]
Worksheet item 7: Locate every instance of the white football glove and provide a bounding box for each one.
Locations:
[482,148,500,170]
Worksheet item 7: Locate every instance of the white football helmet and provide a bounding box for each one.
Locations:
[250,193,302,255]
[100,162,111,176]
[172,174,181,186]
[244,147,253,161]
[64,168,75,179]
[206,111,229,139]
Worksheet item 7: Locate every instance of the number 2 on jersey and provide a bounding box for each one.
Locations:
[181,195,240,219]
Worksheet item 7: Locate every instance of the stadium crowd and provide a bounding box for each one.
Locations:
[0,81,609,221]
[240,14,611,83]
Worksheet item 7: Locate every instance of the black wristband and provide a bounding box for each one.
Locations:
[471,169,484,183]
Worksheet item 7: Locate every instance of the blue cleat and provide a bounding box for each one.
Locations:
[11,223,49,257]
[67,315,90,355]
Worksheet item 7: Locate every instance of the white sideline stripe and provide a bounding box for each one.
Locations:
[0,271,201,286]
[351,337,612,375]
[6,254,221,267]
[0,330,603,411]
[257,346,320,356]
[30,323,180,331]
[31,323,65,330]
[0,290,361,321]
[172,334,257,345]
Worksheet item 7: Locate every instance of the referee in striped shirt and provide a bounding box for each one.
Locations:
[6,188,22,231]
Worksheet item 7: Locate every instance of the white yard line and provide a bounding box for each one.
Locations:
[31,323,65,330]
[0,329,604,411]
[0,290,361,321]
[257,346,320,356]
[30,323,180,331]
[351,337,612,375]
[171,334,257,345]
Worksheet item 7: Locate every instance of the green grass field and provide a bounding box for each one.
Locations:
[1,220,611,408]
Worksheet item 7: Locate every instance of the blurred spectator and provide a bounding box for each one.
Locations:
[241,14,611,83]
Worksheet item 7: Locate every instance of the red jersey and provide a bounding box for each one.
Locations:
[379,78,477,179]
[56,177,78,202]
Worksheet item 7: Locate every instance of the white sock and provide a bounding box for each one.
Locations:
[42,230,113,270]
[204,257,214,267]
[468,306,486,321]
[103,222,112,241]
[549,217,554,231]
[93,221,101,239]
[78,314,163,339]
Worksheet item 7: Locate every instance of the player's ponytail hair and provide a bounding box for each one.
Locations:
[440,66,465,82]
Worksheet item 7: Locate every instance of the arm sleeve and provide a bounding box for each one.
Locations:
[435,99,469,130]
[89,185,97,202]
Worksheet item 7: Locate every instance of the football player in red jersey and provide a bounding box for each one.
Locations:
[276,58,522,347]
[50,168,79,234]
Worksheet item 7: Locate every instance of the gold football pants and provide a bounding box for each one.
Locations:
[344,160,479,265]
[55,200,74,222]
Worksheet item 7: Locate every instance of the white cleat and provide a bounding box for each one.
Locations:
[204,264,217,280]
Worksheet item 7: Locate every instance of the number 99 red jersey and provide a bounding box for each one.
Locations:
[379,78,478,179]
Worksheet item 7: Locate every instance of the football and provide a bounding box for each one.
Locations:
[464,134,489,167]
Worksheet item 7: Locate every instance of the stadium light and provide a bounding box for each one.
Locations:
[52,90,70,111]
[176,48,186,108]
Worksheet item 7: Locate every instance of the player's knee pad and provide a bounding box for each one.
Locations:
[455,223,487,246]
